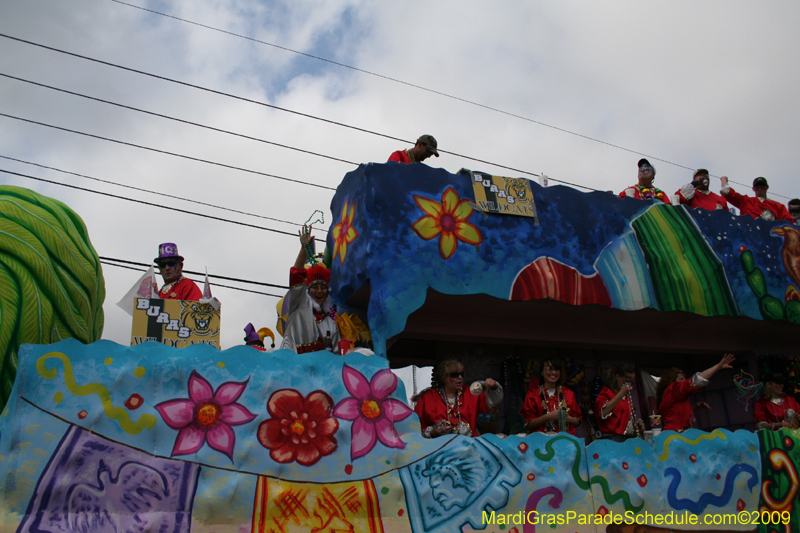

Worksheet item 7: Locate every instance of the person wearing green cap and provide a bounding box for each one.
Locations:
[388,134,439,164]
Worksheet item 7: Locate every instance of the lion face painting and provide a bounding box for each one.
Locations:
[179,302,220,336]
[502,177,531,203]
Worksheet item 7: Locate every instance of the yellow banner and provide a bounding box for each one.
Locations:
[466,169,538,220]
[131,297,221,349]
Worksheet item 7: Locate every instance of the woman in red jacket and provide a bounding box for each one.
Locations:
[754,373,800,431]
[594,365,645,441]
[521,359,582,435]
[414,359,503,438]
[657,354,735,432]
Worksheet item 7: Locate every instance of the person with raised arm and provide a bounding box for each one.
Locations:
[657,353,735,432]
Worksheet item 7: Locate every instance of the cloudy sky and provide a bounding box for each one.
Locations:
[1,0,798,349]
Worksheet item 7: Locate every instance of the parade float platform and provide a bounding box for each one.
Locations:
[1,339,797,533]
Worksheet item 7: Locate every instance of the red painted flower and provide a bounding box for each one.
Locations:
[257,389,339,466]
[412,187,482,260]
[332,199,359,266]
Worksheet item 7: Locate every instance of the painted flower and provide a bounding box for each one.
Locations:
[257,389,339,466]
[332,199,359,266]
[333,365,414,461]
[155,370,256,462]
[411,187,482,260]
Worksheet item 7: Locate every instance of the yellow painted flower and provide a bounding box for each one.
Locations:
[412,187,482,260]
[332,199,359,265]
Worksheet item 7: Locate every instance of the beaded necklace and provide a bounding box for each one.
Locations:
[625,388,641,438]
[312,303,337,323]
[636,185,665,201]
[438,387,462,433]
[768,396,787,422]
[539,386,567,433]
[159,276,184,296]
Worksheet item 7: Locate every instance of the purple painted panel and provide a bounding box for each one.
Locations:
[18,426,199,533]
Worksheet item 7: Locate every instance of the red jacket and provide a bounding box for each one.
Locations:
[659,379,700,432]
[521,386,582,435]
[754,395,800,427]
[388,150,411,164]
[724,189,792,221]
[595,387,636,435]
[414,386,488,436]
[675,189,729,211]
[158,277,202,300]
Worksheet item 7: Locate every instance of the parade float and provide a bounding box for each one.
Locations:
[2,165,800,533]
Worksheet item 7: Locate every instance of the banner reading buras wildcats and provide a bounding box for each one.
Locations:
[131,297,221,348]
[463,169,538,221]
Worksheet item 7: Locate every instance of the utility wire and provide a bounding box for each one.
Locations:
[0,34,789,196]
[100,259,285,297]
[0,154,302,228]
[100,256,289,289]
[5,73,359,166]
[104,2,723,183]
[0,113,338,191]
[0,32,583,188]
[0,167,298,236]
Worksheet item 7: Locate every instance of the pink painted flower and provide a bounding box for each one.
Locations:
[333,365,414,461]
[155,370,256,462]
[257,389,339,467]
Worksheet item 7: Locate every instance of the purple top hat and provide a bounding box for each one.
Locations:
[154,242,184,264]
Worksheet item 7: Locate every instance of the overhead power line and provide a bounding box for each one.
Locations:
[101,259,285,298]
[0,113,338,191]
[9,72,359,166]
[104,2,714,180]
[101,256,289,289]
[0,34,789,197]
[0,167,298,236]
[0,32,578,188]
[0,154,302,228]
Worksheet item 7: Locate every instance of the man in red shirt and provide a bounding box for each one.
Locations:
[675,169,729,211]
[387,134,439,164]
[721,176,792,222]
[618,158,672,204]
[154,243,202,300]
[788,199,800,226]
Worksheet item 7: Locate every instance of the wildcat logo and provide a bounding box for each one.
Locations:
[179,302,220,336]
[502,177,532,204]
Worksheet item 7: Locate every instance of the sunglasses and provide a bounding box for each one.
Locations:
[638,167,654,173]
[448,371,464,379]
[158,260,179,268]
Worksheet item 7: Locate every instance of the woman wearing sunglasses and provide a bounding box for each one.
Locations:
[414,359,502,438]
[521,359,582,435]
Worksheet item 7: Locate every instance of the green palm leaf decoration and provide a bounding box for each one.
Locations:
[0,186,105,411]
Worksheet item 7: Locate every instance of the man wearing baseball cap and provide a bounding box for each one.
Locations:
[675,169,729,211]
[720,176,792,221]
[787,199,800,226]
[388,134,439,164]
[154,243,202,300]
[618,158,672,204]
